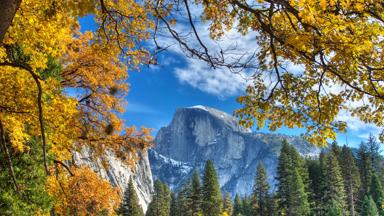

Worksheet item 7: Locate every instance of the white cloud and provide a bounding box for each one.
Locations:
[174,58,251,97]
[153,4,258,97]
[336,110,381,134]
[153,3,383,142]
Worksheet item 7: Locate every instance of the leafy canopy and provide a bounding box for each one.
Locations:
[157,0,384,146]
[0,0,154,214]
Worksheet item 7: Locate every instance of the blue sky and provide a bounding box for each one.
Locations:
[79,16,382,150]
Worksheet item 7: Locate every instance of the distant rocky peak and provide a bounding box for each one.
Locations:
[150,105,320,196]
[175,105,251,133]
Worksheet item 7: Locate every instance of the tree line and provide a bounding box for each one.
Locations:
[121,134,384,216]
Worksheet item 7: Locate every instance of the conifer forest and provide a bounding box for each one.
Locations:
[140,136,384,216]
[1,0,384,215]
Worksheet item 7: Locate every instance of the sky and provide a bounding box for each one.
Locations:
[78,15,382,150]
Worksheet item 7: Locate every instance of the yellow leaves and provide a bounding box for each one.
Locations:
[44,95,79,161]
[199,0,384,146]
[0,1,155,214]
[1,0,155,162]
[47,166,121,215]
[319,0,327,10]
[0,65,80,157]
[354,0,365,11]
[1,115,30,152]
[0,47,6,61]
[4,0,77,71]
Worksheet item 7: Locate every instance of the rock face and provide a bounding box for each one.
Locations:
[149,105,320,196]
[74,150,153,211]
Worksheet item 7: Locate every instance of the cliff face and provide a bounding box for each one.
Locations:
[150,105,320,196]
[74,150,153,211]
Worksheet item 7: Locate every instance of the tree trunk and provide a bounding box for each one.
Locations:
[0,0,21,43]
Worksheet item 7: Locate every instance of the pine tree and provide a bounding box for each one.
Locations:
[320,152,347,215]
[252,162,270,216]
[358,142,374,197]
[241,196,252,216]
[276,140,293,213]
[366,134,381,172]
[306,157,323,213]
[146,180,162,216]
[162,183,171,216]
[276,140,310,215]
[170,193,178,216]
[223,193,233,215]
[325,200,343,216]
[369,174,384,213]
[146,180,171,216]
[233,194,243,216]
[339,145,361,216]
[202,160,222,216]
[288,169,310,216]
[289,143,310,190]
[189,170,203,215]
[267,194,279,216]
[361,196,379,216]
[176,188,189,216]
[120,178,144,216]
[379,166,384,191]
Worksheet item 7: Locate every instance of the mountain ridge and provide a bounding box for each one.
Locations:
[149,105,320,196]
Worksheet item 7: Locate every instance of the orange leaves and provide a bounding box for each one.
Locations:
[47,166,121,215]
[60,32,154,164]
[0,1,156,214]
[1,0,155,161]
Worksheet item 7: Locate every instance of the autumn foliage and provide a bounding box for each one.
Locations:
[154,0,384,146]
[2,0,384,214]
[0,0,153,214]
[196,0,384,146]
[47,167,121,215]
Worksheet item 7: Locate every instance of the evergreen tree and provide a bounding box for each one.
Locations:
[325,200,343,216]
[0,139,52,215]
[252,162,270,216]
[276,140,293,213]
[379,166,384,190]
[358,142,374,197]
[233,194,243,216]
[366,134,381,171]
[223,193,233,215]
[339,145,361,216]
[369,174,384,213]
[330,142,342,159]
[288,169,310,216]
[361,196,379,216]
[241,196,252,216]
[176,188,189,216]
[202,160,222,216]
[276,140,310,215]
[320,152,347,215]
[170,193,178,216]
[289,143,310,190]
[267,194,279,216]
[306,157,323,213]
[162,183,171,216]
[120,178,144,216]
[146,180,171,216]
[189,170,203,215]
